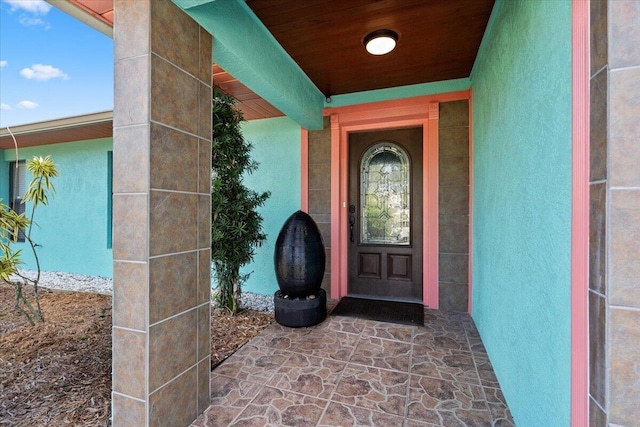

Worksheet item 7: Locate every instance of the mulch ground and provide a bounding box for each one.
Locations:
[0,282,273,426]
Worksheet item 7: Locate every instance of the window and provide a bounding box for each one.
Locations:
[9,160,26,242]
[359,142,410,245]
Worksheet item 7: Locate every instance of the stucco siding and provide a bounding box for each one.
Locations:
[239,116,301,295]
[470,1,572,426]
[3,138,113,278]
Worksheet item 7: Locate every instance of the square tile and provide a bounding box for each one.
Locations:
[589,0,607,75]
[439,253,469,285]
[296,329,359,362]
[439,126,469,158]
[198,303,211,361]
[609,308,640,425]
[151,54,199,135]
[113,261,148,330]
[411,348,479,385]
[149,365,198,427]
[150,123,198,192]
[439,100,469,128]
[113,124,150,194]
[274,353,346,399]
[589,183,606,294]
[360,321,414,343]
[610,0,640,68]
[406,375,490,426]
[149,251,197,324]
[198,249,212,304]
[199,27,213,84]
[589,291,606,405]
[439,158,469,186]
[112,327,146,399]
[214,343,292,385]
[112,392,146,427]
[350,336,412,372]
[609,189,640,308]
[590,69,607,182]
[484,387,515,427]
[114,56,150,127]
[151,0,199,77]
[333,364,409,417]
[149,190,198,256]
[610,68,640,187]
[474,356,501,389]
[318,316,366,336]
[149,309,198,392]
[112,194,148,261]
[113,0,150,61]
[318,402,405,427]
[231,386,327,427]
[198,357,211,414]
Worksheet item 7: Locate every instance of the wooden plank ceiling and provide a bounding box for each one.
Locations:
[66,0,494,119]
[246,0,495,97]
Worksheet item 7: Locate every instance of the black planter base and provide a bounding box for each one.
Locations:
[274,289,326,328]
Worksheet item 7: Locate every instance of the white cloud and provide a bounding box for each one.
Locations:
[17,100,38,109]
[20,64,69,81]
[0,60,6,68]
[19,16,44,26]
[3,0,52,15]
[0,103,11,110]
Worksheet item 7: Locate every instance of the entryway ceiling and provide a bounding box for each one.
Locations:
[65,0,494,120]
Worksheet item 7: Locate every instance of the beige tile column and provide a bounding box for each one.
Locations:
[606,1,640,426]
[111,0,212,425]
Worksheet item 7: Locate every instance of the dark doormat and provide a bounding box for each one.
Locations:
[331,297,424,326]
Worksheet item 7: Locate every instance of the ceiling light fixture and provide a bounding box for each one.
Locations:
[364,29,398,55]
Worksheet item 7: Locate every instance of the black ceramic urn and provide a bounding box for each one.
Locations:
[274,210,326,298]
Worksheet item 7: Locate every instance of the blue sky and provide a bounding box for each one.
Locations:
[0,0,113,127]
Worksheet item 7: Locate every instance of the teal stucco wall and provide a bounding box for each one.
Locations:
[239,116,301,295]
[470,1,572,426]
[3,138,113,278]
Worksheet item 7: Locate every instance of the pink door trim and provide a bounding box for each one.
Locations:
[323,90,470,307]
[468,89,475,313]
[571,0,589,424]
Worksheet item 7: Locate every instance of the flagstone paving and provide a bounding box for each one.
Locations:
[191,305,515,427]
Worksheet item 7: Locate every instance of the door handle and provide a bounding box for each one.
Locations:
[349,216,355,243]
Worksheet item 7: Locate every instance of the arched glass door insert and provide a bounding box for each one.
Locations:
[359,142,410,245]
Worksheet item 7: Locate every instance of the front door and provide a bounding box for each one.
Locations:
[348,127,423,302]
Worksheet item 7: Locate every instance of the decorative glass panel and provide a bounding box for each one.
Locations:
[360,142,410,245]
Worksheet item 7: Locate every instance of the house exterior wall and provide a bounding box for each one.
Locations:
[239,116,302,296]
[2,138,113,278]
[470,1,572,426]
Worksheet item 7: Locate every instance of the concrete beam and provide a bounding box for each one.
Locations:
[174,0,324,130]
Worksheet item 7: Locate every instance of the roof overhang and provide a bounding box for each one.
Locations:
[0,111,113,149]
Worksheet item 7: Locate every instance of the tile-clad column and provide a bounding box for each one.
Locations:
[112,0,212,426]
[307,117,332,296]
[438,100,470,312]
[606,1,640,426]
[588,0,607,425]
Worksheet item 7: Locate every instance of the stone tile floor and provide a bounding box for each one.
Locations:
[191,305,515,427]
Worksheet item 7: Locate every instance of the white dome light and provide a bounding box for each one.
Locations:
[364,30,398,55]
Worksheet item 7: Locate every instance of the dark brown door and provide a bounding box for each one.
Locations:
[348,127,423,302]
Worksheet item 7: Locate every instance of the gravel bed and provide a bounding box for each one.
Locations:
[9,269,275,313]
